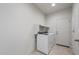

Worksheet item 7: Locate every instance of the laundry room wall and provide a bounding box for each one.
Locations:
[0,3,45,54]
[46,8,72,46]
[72,3,79,54]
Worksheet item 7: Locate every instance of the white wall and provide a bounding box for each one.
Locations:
[0,4,45,54]
[46,8,72,46]
[72,3,79,54]
[72,3,79,39]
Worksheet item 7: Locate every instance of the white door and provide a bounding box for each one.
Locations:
[56,19,71,46]
[37,34,48,54]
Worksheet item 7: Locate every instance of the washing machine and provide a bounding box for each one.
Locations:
[37,33,55,55]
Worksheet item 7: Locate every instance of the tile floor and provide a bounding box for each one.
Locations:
[31,45,73,55]
[31,50,43,55]
[49,45,73,55]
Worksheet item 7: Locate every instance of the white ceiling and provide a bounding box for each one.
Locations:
[34,3,73,14]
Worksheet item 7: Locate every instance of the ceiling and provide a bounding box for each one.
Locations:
[34,3,73,14]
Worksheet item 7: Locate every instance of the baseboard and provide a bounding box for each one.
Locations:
[56,44,70,48]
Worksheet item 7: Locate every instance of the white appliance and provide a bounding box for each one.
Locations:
[48,33,55,51]
[37,33,55,55]
[37,34,48,54]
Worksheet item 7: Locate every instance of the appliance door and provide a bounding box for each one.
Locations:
[37,34,48,54]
